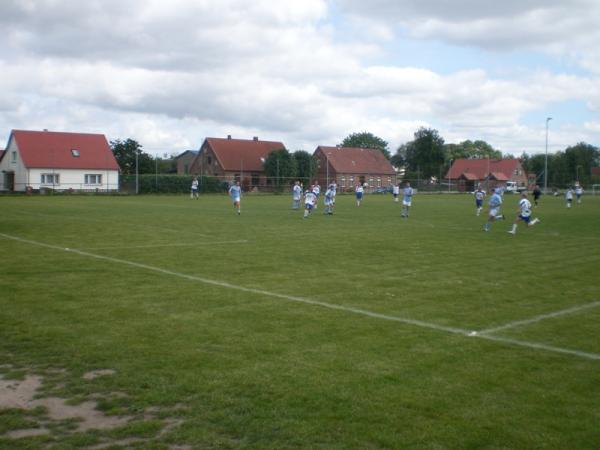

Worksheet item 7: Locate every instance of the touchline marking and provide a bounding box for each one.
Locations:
[80,240,249,250]
[478,301,600,335]
[1,232,599,361]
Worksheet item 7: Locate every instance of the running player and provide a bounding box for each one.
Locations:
[228,181,241,215]
[191,176,199,199]
[508,193,540,234]
[324,184,335,215]
[401,181,413,218]
[303,188,317,218]
[474,186,485,216]
[484,188,505,231]
[392,183,400,202]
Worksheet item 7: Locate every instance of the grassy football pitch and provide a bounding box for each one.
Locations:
[1,193,599,449]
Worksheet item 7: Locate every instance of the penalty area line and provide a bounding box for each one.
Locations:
[1,232,599,361]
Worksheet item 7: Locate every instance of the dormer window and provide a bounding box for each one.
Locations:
[71,149,80,157]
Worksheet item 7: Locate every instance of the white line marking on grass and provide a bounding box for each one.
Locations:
[80,240,249,250]
[478,301,600,335]
[2,232,599,361]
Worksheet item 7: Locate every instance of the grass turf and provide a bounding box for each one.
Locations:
[0,192,599,449]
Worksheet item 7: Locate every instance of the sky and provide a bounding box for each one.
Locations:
[1,0,599,157]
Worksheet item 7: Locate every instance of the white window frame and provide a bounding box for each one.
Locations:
[41,173,59,185]
[84,174,102,185]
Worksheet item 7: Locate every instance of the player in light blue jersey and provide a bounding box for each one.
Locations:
[474,186,485,216]
[401,182,413,218]
[292,181,303,210]
[565,188,574,208]
[483,188,505,231]
[228,181,241,215]
[324,184,336,215]
[508,193,540,234]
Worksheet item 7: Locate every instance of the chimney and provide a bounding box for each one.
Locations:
[43,129,48,132]
[253,136,258,141]
[227,135,232,140]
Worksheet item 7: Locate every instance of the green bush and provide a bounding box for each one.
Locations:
[122,175,224,194]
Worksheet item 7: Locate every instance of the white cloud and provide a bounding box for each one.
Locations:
[0,0,599,156]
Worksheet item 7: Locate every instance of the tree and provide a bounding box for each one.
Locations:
[340,132,391,160]
[563,142,600,185]
[401,127,446,179]
[263,148,297,188]
[293,150,318,186]
[111,139,154,174]
[444,140,502,160]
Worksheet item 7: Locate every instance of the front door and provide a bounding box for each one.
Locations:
[5,172,15,192]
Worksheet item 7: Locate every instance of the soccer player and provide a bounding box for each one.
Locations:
[355,182,364,206]
[565,187,574,208]
[292,181,303,210]
[229,181,241,215]
[483,188,505,231]
[392,183,400,202]
[474,186,485,216]
[508,193,540,234]
[303,188,317,218]
[532,185,542,207]
[401,181,413,218]
[324,184,335,215]
[312,183,321,209]
[575,184,584,204]
[190,176,199,199]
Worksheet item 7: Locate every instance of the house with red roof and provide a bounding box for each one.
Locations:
[0,129,119,192]
[445,158,532,192]
[189,136,285,190]
[313,146,396,192]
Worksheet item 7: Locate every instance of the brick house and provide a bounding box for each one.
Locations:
[189,136,285,190]
[0,129,119,192]
[313,146,396,192]
[174,150,199,175]
[446,158,532,192]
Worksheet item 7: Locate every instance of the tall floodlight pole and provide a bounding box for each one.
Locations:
[135,149,139,195]
[544,117,552,193]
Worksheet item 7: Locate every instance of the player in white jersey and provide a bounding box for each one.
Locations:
[292,181,303,209]
[324,184,335,215]
[228,181,241,215]
[474,187,485,216]
[303,188,317,218]
[401,182,413,218]
[355,183,364,206]
[575,184,584,204]
[508,193,540,234]
[191,177,199,199]
[565,188,574,208]
[312,183,321,209]
[392,183,400,202]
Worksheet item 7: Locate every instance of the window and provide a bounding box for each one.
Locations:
[340,176,346,188]
[207,156,212,165]
[41,173,59,184]
[377,177,381,187]
[85,174,102,185]
[71,149,80,157]
[12,151,17,163]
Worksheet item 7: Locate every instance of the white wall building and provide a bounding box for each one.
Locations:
[0,129,119,192]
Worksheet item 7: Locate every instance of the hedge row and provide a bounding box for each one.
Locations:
[122,175,226,194]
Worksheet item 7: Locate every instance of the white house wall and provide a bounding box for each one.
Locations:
[27,168,120,192]
[0,138,27,191]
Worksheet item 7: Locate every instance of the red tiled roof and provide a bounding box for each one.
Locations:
[446,158,521,180]
[489,171,509,181]
[10,130,119,170]
[315,146,395,175]
[205,137,285,171]
[460,172,479,181]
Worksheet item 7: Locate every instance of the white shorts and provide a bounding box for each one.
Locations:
[403,200,412,207]
[232,197,240,204]
[489,207,499,217]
